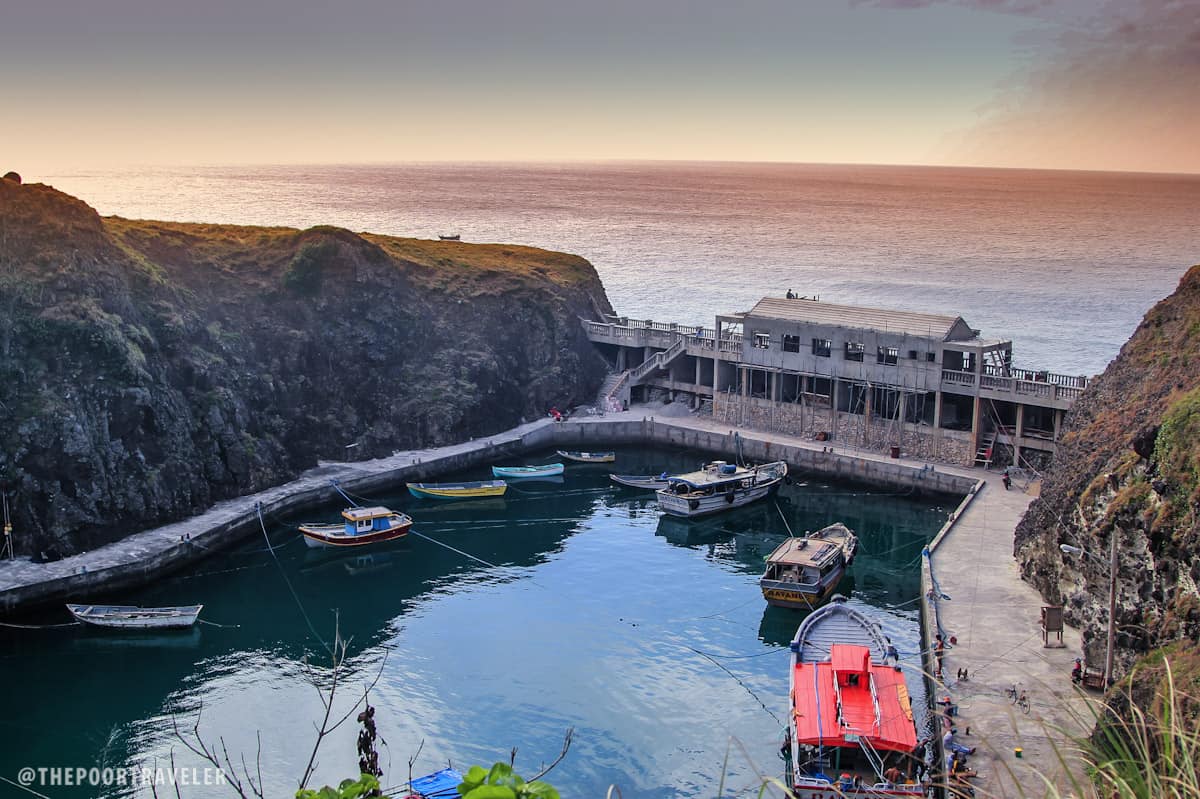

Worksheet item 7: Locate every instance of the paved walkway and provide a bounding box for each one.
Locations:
[929,475,1094,798]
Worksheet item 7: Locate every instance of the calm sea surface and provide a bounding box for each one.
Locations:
[1,449,947,797]
[37,161,1200,375]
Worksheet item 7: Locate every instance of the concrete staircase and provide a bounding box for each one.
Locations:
[629,338,687,382]
[597,370,630,408]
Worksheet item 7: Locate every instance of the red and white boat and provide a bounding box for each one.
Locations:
[786,596,923,796]
[299,506,412,548]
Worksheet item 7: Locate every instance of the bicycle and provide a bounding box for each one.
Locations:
[1016,690,1030,714]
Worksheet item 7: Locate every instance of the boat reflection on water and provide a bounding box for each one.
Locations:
[300,544,411,577]
[654,514,733,546]
[756,577,858,647]
[69,626,204,650]
[503,475,565,495]
[413,497,508,516]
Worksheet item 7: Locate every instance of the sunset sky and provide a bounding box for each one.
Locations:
[4,0,1197,174]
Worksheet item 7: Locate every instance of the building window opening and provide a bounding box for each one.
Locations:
[752,331,771,349]
[844,341,864,362]
[813,338,832,357]
[783,334,801,353]
[877,346,899,365]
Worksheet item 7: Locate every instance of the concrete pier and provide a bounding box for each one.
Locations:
[0,405,1093,795]
[926,477,1093,797]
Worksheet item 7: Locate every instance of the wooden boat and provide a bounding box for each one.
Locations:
[408,480,508,500]
[491,463,564,479]
[785,596,918,797]
[556,450,616,463]
[656,460,787,518]
[299,505,412,548]
[610,473,671,490]
[437,233,461,241]
[66,604,203,630]
[760,523,858,609]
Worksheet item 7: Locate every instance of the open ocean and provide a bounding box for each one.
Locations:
[38,161,1200,376]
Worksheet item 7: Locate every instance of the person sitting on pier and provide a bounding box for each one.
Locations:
[943,728,975,757]
[786,289,796,299]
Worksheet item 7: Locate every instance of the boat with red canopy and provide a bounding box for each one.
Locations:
[786,596,923,796]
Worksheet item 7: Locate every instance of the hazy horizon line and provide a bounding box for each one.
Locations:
[28,157,1200,181]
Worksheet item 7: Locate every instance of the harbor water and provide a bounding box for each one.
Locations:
[0,448,950,797]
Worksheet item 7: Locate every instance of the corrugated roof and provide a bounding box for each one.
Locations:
[747,297,969,340]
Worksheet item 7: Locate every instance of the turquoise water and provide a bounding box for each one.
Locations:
[0,448,950,797]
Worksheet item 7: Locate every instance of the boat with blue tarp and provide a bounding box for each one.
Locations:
[408,480,508,500]
[656,460,786,517]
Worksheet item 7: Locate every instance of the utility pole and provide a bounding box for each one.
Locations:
[1105,530,1118,685]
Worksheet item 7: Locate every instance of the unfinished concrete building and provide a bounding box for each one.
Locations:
[585,297,1087,469]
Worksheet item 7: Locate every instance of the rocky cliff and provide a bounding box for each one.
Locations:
[1015,265,1200,674]
[0,179,612,556]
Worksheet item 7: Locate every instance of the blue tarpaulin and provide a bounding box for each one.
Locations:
[407,768,463,798]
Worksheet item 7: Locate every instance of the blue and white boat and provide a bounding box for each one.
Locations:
[491,463,565,479]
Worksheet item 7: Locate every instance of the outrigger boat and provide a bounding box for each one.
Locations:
[556,450,616,463]
[66,604,203,630]
[656,460,787,517]
[610,473,671,490]
[299,506,412,548]
[492,463,564,479]
[408,480,508,500]
[785,596,919,797]
[760,523,858,609]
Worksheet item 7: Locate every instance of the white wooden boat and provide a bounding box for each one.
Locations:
[760,523,858,609]
[556,450,616,463]
[492,463,565,478]
[299,506,412,548]
[656,460,787,517]
[610,473,671,490]
[66,603,203,630]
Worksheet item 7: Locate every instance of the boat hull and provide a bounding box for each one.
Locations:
[408,481,507,500]
[610,474,670,490]
[657,479,780,517]
[760,575,843,609]
[66,604,203,630]
[492,464,564,478]
[556,450,616,463]
[299,518,412,548]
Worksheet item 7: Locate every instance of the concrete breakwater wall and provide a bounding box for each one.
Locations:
[0,415,972,614]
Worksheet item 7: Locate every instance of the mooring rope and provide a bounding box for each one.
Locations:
[198,619,241,629]
[258,503,330,653]
[0,620,81,629]
[407,530,504,571]
[685,644,783,727]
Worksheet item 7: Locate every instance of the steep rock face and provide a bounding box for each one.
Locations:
[0,181,612,555]
[1015,265,1200,673]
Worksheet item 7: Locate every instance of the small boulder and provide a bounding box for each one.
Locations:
[1132,423,1159,460]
